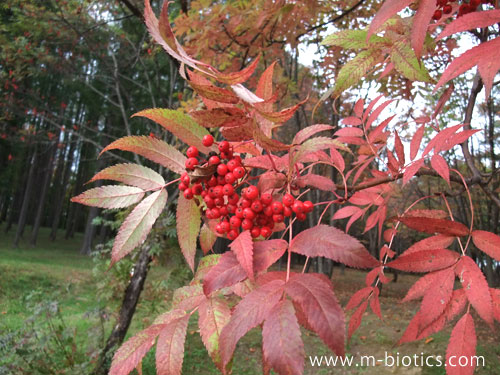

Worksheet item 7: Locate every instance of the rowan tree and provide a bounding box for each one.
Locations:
[72,1,500,374]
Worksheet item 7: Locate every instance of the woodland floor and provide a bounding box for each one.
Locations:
[0,225,499,374]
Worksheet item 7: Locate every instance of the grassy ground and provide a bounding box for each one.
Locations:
[1,224,499,374]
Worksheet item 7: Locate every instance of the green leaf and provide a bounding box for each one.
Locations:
[176,195,201,272]
[390,40,432,82]
[111,189,168,265]
[322,30,387,49]
[133,108,216,153]
[332,49,384,98]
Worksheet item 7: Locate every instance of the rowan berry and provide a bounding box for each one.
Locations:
[296,212,307,221]
[260,226,271,237]
[443,4,452,13]
[235,207,245,219]
[241,219,253,230]
[292,200,305,214]
[240,198,252,208]
[271,201,283,214]
[245,185,259,200]
[207,176,217,187]
[227,159,239,171]
[303,200,314,212]
[227,229,239,240]
[272,214,284,223]
[210,207,220,219]
[218,140,230,152]
[230,216,241,228]
[179,182,188,191]
[242,207,255,220]
[219,220,230,233]
[186,146,198,158]
[208,155,220,165]
[219,206,229,216]
[261,193,273,206]
[181,173,190,185]
[214,197,224,207]
[283,206,292,217]
[228,193,239,205]
[432,9,442,20]
[283,193,294,207]
[251,227,261,238]
[232,166,245,179]
[251,200,263,212]
[224,172,236,184]
[222,184,234,196]
[183,188,193,199]
[202,134,214,147]
[185,157,198,170]
[192,183,203,195]
[263,206,273,217]
[227,204,237,214]
[217,164,228,176]
[204,195,215,208]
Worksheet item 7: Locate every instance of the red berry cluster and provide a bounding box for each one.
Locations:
[433,0,493,20]
[178,135,314,241]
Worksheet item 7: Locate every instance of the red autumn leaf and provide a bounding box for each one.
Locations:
[256,98,307,124]
[366,99,394,129]
[219,280,285,369]
[295,173,336,192]
[262,299,304,375]
[398,312,421,345]
[435,37,500,99]
[111,189,168,265]
[155,313,190,375]
[369,288,382,320]
[203,251,247,295]
[398,216,469,237]
[199,223,216,255]
[367,0,413,42]
[172,285,205,311]
[292,137,347,166]
[348,300,368,341]
[417,289,467,340]
[88,164,165,190]
[189,82,240,104]
[187,70,231,110]
[405,209,448,219]
[402,270,439,302]
[229,230,254,280]
[431,154,450,185]
[252,124,291,152]
[354,98,364,117]
[101,136,186,175]
[442,129,481,152]
[216,54,260,85]
[109,324,163,375]
[176,195,201,272]
[290,225,379,269]
[342,116,363,126]
[394,132,405,166]
[71,185,144,209]
[423,124,463,156]
[437,9,500,40]
[403,158,424,185]
[334,127,364,137]
[332,206,363,220]
[455,256,493,325]
[253,239,288,273]
[258,171,287,193]
[256,61,276,112]
[244,154,287,172]
[293,124,334,144]
[346,286,372,311]
[471,230,500,262]
[402,234,454,256]
[190,108,248,128]
[198,296,231,371]
[194,254,221,284]
[418,267,455,330]
[445,313,477,375]
[491,288,500,322]
[329,146,345,172]
[432,84,454,119]
[411,0,435,58]
[285,273,345,356]
[386,249,459,272]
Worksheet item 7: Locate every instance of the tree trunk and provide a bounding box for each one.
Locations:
[80,205,100,255]
[94,243,153,375]
[14,150,37,247]
[30,143,56,246]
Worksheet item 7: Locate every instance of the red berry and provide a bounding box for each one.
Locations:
[283,193,294,207]
[303,200,314,212]
[261,193,273,206]
[216,223,224,234]
[272,214,284,223]
[204,195,215,208]
[214,197,224,207]
[227,159,239,171]
[207,176,217,187]
[183,188,194,199]
[251,200,263,212]
[470,0,480,7]
[192,183,203,195]
[443,4,452,13]
[243,208,255,220]
[224,173,236,184]
[232,167,245,179]
[240,198,252,208]
[271,201,283,214]
[210,207,221,219]
[228,193,240,205]
[227,204,237,214]
[202,134,214,147]
[213,185,223,198]
[222,184,234,196]
[217,175,226,185]
[227,229,239,241]
[218,140,230,152]
[437,0,447,6]
[230,216,241,228]
[220,151,230,160]
[245,185,259,200]
[201,190,207,198]
[185,157,199,170]
[432,9,442,20]
[283,206,292,217]
[263,206,273,217]
[235,207,245,219]
[260,227,271,237]
[186,146,199,158]
[251,227,261,238]
[241,219,253,230]
[208,155,220,165]
[292,200,305,214]
[296,212,307,221]
[181,173,190,185]
[217,163,228,176]
[179,182,188,191]
[219,206,229,216]
[219,221,230,233]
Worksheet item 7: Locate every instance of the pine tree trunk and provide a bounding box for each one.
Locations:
[14,150,37,247]
[94,243,153,375]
